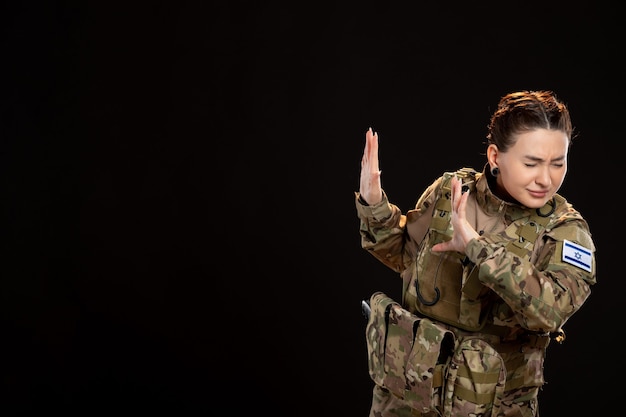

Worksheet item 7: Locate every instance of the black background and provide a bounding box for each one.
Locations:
[1,2,621,416]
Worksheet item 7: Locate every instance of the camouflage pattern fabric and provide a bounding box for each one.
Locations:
[441,337,506,416]
[366,292,455,414]
[369,384,539,417]
[357,166,597,417]
[366,292,537,416]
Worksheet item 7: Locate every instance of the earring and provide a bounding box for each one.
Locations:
[491,167,499,176]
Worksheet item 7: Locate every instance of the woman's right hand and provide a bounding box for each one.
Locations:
[359,127,382,205]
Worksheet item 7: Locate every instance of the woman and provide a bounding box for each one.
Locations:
[356,90,596,417]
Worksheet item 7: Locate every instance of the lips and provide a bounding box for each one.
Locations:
[528,190,548,199]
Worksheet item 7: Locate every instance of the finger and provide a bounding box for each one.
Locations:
[363,129,372,164]
[364,129,374,158]
[455,179,464,211]
[431,241,449,253]
[457,187,470,216]
[450,177,461,211]
[370,130,379,173]
[365,130,370,149]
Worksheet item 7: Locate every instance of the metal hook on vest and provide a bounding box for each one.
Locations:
[415,280,440,306]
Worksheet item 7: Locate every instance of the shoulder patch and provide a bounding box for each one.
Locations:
[562,239,593,272]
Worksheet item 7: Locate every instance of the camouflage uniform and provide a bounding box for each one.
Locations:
[356,166,596,417]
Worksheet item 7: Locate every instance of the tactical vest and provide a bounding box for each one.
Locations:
[403,168,561,332]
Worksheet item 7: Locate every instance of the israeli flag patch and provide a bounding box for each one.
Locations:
[562,239,592,272]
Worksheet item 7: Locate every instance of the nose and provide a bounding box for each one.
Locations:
[536,166,551,187]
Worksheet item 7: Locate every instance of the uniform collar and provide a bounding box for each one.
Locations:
[475,164,543,221]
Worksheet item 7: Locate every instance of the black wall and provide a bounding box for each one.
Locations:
[2,2,621,415]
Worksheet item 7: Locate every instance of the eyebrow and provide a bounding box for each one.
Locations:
[524,155,566,162]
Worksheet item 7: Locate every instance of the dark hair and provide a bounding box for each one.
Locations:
[486,90,574,152]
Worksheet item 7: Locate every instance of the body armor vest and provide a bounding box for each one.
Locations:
[403,168,561,331]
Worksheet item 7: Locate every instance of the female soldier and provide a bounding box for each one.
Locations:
[356,90,596,417]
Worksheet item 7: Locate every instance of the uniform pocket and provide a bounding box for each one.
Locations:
[365,292,455,413]
[442,338,506,417]
[380,303,420,396]
[404,317,455,412]
[365,292,397,387]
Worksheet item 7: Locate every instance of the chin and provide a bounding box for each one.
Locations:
[521,197,551,209]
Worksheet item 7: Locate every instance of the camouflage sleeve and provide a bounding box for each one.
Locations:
[355,178,442,274]
[465,218,596,333]
[355,190,409,273]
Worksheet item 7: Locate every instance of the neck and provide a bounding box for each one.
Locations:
[486,167,518,204]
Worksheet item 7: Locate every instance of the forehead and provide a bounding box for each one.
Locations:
[510,129,569,156]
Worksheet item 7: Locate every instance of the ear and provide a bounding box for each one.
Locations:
[487,144,499,169]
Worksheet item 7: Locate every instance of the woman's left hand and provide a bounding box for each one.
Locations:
[431,176,480,254]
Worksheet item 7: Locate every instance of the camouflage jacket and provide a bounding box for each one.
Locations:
[356,165,597,338]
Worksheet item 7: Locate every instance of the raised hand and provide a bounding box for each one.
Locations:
[431,176,480,254]
[359,127,383,205]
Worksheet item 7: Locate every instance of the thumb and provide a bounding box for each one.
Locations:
[431,242,448,253]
